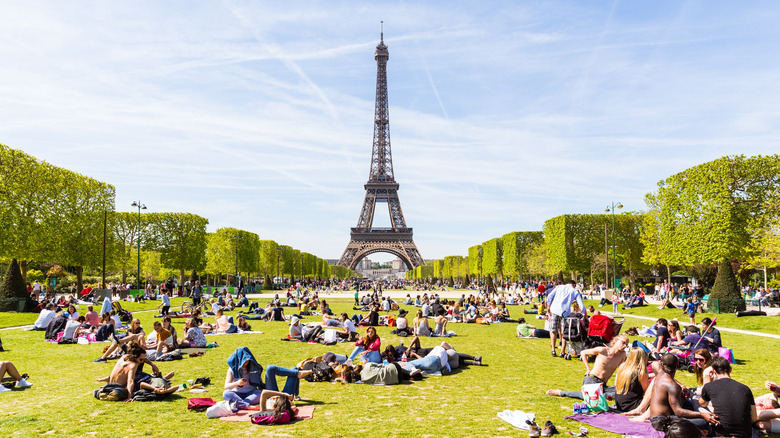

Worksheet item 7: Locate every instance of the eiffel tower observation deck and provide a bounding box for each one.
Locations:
[337,24,424,271]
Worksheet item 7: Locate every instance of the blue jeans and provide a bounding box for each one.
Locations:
[407,355,441,373]
[264,365,300,396]
[348,347,381,363]
[222,388,263,409]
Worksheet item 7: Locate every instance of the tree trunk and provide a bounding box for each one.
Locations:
[76,266,83,292]
[122,268,127,285]
[666,265,671,283]
[20,260,28,284]
[629,266,636,294]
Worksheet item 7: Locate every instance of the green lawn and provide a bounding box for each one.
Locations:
[0,298,777,437]
[582,299,780,335]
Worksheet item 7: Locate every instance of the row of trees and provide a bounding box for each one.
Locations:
[407,155,780,311]
[0,144,354,295]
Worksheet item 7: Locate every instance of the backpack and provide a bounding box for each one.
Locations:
[561,314,587,342]
[304,363,334,382]
[132,389,160,402]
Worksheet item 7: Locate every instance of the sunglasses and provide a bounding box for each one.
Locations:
[694,357,706,362]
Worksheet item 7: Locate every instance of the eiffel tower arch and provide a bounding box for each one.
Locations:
[338,25,424,271]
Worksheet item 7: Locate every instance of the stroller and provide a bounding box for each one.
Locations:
[587,314,625,347]
[112,302,133,324]
[561,313,589,359]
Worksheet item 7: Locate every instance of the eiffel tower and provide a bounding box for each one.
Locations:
[337,25,424,271]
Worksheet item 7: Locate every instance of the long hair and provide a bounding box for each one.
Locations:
[272,395,295,423]
[693,348,712,386]
[615,348,648,394]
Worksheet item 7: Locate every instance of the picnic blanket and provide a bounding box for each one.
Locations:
[496,410,535,430]
[219,405,315,422]
[565,412,663,438]
[208,330,264,336]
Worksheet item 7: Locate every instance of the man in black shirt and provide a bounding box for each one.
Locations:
[652,318,670,352]
[699,357,757,438]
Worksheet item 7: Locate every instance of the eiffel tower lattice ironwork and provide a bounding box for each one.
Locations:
[337,26,424,271]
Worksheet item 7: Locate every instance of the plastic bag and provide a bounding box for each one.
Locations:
[323,329,337,344]
[206,401,234,418]
[581,383,608,412]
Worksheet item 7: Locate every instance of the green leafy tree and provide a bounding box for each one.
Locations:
[501,231,544,280]
[481,238,503,280]
[113,212,149,285]
[0,259,27,311]
[645,155,780,308]
[468,245,482,279]
[258,240,279,277]
[147,212,208,285]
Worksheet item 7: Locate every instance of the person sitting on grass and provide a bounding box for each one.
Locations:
[96,345,177,401]
[263,302,287,322]
[94,327,145,363]
[431,309,453,337]
[347,327,381,364]
[614,348,649,413]
[545,334,629,400]
[668,325,710,355]
[0,361,33,393]
[63,315,89,341]
[147,321,173,354]
[515,318,549,338]
[644,354,718,432]
[337,313,358,342]
[161,316,178,348]
[698,356,756,438]
[237,316,252,331]
[214,308,237,333]
[178,318,207,348]
[413,309,432,336]
[222,347,312,408]
[358,304,380,326]
[30,303,57,331]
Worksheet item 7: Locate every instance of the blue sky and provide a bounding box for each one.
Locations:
[2,1,779,262]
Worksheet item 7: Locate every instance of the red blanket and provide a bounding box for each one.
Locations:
[219,405,315,422]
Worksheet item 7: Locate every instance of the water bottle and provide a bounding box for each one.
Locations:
[401,353,407,362]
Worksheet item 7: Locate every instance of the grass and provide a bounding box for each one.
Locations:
[0,296,778,437]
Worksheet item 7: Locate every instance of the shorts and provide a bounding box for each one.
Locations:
[548,314,562,332]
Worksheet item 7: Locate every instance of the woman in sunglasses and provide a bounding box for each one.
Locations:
[692,348,714,398]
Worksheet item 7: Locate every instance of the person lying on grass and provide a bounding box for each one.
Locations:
[0,361,33,393]
[223,347,312,409]
[251,390,297,425]
[515,318,550,338]
[96,345,178,401]
[755,381,780,433]
[545,334,629,400]
[394,336,482,368]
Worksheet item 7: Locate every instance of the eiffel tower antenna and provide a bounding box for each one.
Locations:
[337,26,424,271]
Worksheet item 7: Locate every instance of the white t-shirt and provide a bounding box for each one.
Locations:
[69,311,80,321]
[63,320,81,340]
[34,309,56,329]
[428,345,451,372]
[111,315,122,327]
[396,317,408,330]
[341,319,356,333]
[211,302,220,314]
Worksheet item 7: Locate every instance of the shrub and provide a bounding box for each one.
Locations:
[26,269,45,283]
[0,259,28,311]
[708,258,745,313]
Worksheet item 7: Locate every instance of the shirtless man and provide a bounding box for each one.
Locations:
[646,354,718,432]
[546,334,629,399]
[96,345,177,401]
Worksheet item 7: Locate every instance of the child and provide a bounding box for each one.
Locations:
[685,298,696,324]
[612,293,621,314]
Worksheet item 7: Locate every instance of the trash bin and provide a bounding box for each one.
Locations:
[16,298,27,313]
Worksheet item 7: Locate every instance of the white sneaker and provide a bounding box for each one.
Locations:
[15,379,32,388]
[0,385,11,393]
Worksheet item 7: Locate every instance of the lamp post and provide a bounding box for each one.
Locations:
[479,247,483,285]
[130,201,147,291]
[276,247,281,286]
[605,202,623,290]
[516,234,523,284]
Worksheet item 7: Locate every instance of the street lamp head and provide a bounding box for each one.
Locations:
[131,201,138,207]
[605,207,610,213]
[617,203,623,209]
[141,204,147,210]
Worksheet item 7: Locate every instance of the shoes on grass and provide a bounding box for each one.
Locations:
[94,358,107,363]
[15,379,32,388]
[0,385,11,393]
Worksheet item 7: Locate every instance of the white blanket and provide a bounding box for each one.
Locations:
[496,410,535,430]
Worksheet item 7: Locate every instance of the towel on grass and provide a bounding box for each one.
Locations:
[565,412,663,438]
[219,405,315,422]
[497,410,535,430]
